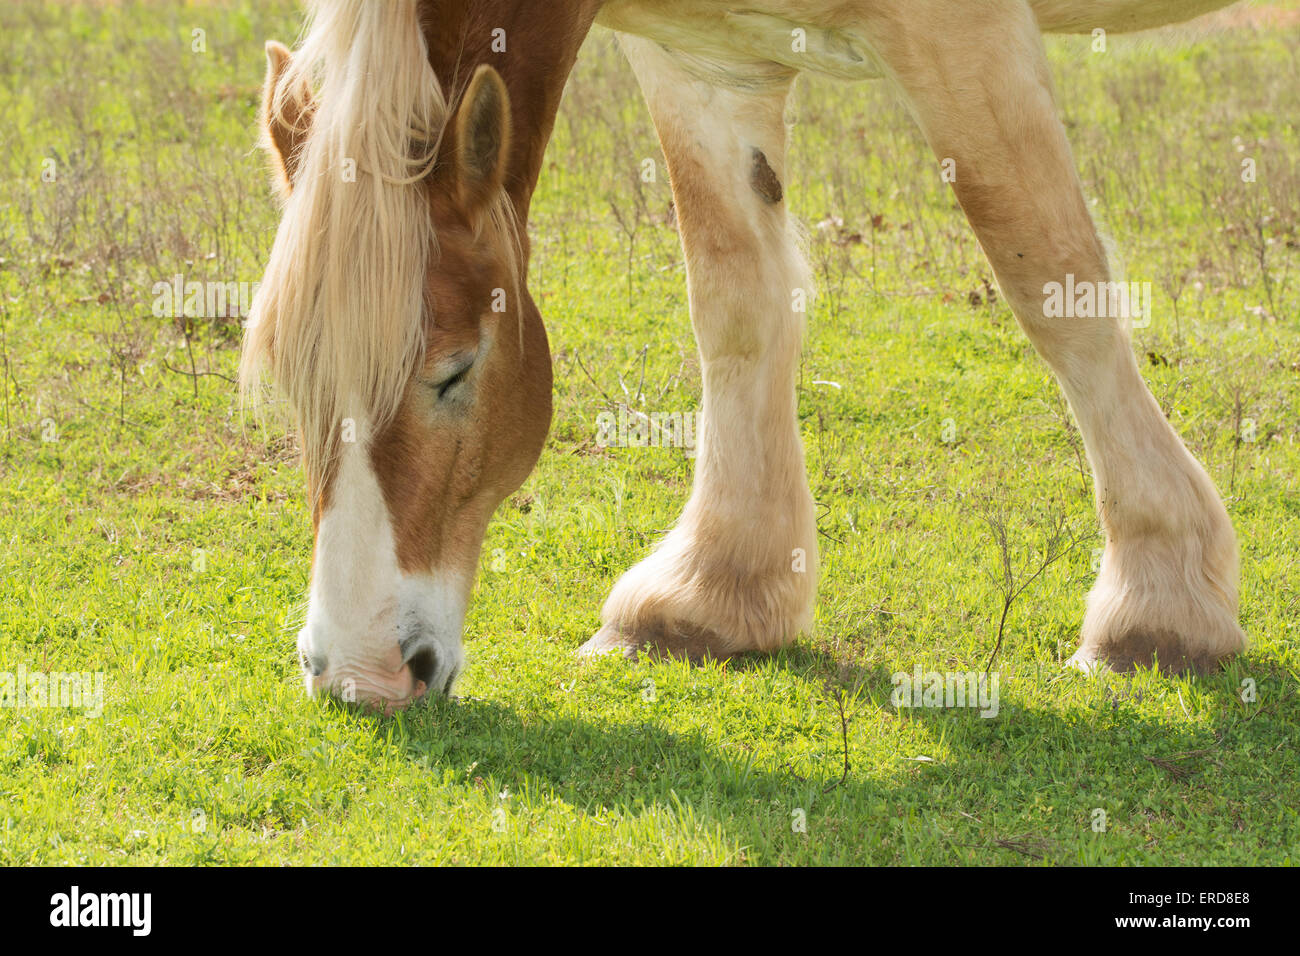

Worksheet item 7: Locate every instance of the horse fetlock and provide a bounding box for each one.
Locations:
[1072,525,1245,674]
[581,525,817,661]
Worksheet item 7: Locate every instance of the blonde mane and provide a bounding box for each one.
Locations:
[241,0,447,499]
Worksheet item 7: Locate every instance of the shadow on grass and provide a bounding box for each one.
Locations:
[339,643,1298,862]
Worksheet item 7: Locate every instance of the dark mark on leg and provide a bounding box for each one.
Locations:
[750,147,783,204]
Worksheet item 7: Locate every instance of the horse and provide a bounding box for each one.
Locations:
[242,0,1249,713]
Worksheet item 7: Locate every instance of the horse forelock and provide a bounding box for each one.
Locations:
[241,0,449,506]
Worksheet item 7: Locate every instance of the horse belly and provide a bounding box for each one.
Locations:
[1028,0,1236,34]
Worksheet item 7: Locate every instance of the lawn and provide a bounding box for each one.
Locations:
[0,0,1296,865]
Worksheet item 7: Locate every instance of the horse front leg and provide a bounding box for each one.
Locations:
[863,0,1246,673]
[581,36,817,660]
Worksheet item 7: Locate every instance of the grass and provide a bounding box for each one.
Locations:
[0,0,1297,865]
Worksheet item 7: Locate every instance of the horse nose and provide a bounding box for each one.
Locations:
[404,644,438,691]
[306,654,431,713]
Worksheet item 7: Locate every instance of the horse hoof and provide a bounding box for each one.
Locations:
[579,625,642,660]
[1066,640,1233,677]
[579,619,731,663]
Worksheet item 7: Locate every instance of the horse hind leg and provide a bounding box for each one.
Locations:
[581,37,817,661]
[862,0,1245,673]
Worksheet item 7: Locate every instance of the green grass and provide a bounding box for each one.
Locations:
[0,1,1298,865]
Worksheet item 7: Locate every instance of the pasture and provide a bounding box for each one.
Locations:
[0,0,1297,864]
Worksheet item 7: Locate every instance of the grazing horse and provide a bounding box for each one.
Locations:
[243,0,1248,712]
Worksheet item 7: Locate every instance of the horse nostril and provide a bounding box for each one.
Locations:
[303,652,327,677]
[406,646,437,690]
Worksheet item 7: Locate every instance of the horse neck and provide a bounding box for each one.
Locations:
[421,0,604,224]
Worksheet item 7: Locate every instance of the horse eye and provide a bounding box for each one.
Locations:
[435,363,472,400]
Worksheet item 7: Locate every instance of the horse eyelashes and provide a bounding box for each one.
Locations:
[436,365,471,399]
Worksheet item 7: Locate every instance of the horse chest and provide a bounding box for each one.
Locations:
[1028,0,1235,34]
[596,0,1238,80]
[596,1,887,83]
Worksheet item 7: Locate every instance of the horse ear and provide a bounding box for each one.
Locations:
[452,65,511,220]
[261,40,314,195]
